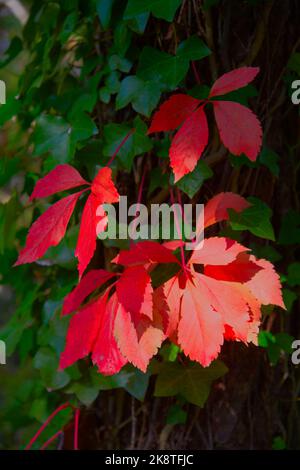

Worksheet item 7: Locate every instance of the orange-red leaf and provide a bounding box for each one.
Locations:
[178,275,224,367]
[190,237,248,266]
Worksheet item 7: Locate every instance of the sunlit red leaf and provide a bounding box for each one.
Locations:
[116,265,153,320]
[190,237,249,266]
[75,193,101,278]
[14,191,83,266]
[178,275,224,367]
[30,164,89,201]
[92,293,127,375]
[91,167,119,203]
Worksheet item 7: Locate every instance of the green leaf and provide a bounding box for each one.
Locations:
[166,404,187,425]
[124,0,182,22]
[259,331,294,365]
[259,147,279,176]
[137,47,189,90]
[287,262,300,287]
[33,347,70,390]
[103,117,152,170]
[33,114,97,163]
[96,0,115,29]
[177,36,211,61]
[174,161,213,198]
[33,115,73,163]
[154,360,228,407]
[229,197,275,241]
[116,75,161,116]
[272,436,286,450]
[282,288,297,312]
[288,52,300,75]
[0,36,23,68]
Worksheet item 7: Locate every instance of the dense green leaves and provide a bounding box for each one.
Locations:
[154,361,227,407]
[124,0,182,22]
[137,37,210,90]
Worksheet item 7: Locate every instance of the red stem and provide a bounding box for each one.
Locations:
[73,408,80,450]
[40,430,63,451]
[25,402,73,450]
[107,128,135,167]
[192,61,201,84]
[170,187,187,274]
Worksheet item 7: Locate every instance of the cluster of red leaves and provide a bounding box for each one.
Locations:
[59,192,284,375]
[14,67,283,376]
[14,164,118,278]
[148,67,262,181]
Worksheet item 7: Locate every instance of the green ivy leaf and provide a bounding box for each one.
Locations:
[103,117,152,170]
[96,0,115,29]
[229,197,275,241]
[124,0,182,22]
[33,114,97,163]
[176,36,211,61]
[154,360,228,407]
[259,147,280,177]
[287,262,300,287]
[174,161,213,198]
[116,75,161,116]
[166,404,187,425]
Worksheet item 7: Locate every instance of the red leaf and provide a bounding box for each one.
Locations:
[177,275,224,367]
[204,192,250,228]
[114,302,165,372]
[113,241,179,266]
[116,265,153,320]
[209,67,259,97]
[75,193,100,278]
[190,237,248,266]
[14,191,82,266]
[170,106,209,182]
[62,269,115,316]
[92,293,127,375]
[213,101,262,161]
[60,296,105,370]
[204,253,262,282]
[91,167,119,203]
[199,274,250,342]
[163,275,182,341]
[148,94,200,134]
[30,164,89,201]
[245,257,285,308]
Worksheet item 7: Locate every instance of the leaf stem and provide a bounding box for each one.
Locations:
[107,128,135,167]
